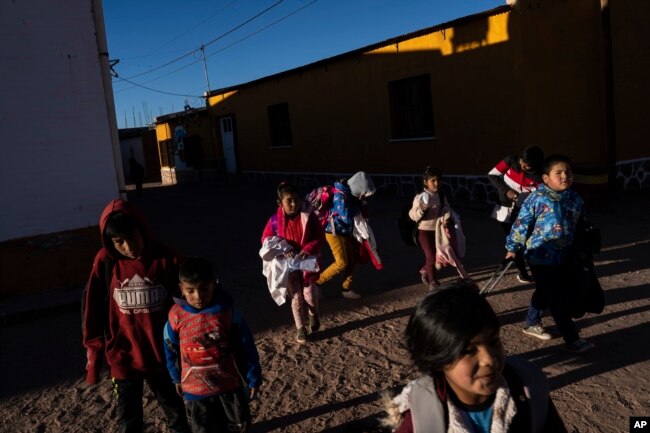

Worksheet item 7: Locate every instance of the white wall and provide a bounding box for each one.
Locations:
[0,0,121,241]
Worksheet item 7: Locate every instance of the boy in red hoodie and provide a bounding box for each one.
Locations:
[82,199,190,433]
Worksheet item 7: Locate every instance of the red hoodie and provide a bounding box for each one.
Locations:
[82,199,181,384]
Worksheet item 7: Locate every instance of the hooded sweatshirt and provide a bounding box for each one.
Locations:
[83,199,182,384]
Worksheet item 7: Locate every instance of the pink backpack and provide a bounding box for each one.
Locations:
[304,185,340,227]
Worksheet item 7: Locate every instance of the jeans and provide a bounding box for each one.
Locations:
[186,388,251,433]
[316,233,358,290]
[527,264,580,344]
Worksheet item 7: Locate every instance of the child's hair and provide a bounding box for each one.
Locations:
[405,285,500,376]
[105,212,140,239]
[423,165,442,184]
[521,146,544,169]
[276,181,298,202]
[543,154,572,175]
[179,256,216,284]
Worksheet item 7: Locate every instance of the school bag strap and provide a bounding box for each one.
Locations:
[409,375,446,433]
[270,214,279,236]
[504,356,549,433]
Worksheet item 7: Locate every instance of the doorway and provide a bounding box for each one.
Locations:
[219,116,237,173]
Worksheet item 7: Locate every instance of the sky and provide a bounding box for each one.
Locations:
[104,0,504,129]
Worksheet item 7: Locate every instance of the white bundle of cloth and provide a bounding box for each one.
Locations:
[259,236,320,306]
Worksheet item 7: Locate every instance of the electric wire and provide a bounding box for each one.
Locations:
[113,0,319,95]
[121,0,284,81]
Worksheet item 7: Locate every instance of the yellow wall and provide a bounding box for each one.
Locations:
[209,11,517,175]
[206,1,644,177]
[154,110,221,169]
[610,0,650,161]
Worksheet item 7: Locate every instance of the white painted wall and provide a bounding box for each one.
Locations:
[0,0,121,241]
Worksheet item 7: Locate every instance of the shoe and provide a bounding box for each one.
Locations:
[341,289,362,299]
[522,325,552,340]
[566,338,595,354]
[295,327,308,344]
[309,314,321,333]
[517,273,534,284]
[419,269,429,286]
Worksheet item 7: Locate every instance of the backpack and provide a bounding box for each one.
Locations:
[304,185,340,227]
[81,256,115,333]
[397,189,445,247]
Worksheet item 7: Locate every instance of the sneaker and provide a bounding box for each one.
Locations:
[566,338,595,354]
[517,273,534,284]
[341,289,362,299]
[419,269,429,286]
[309,314,321,333]
[522,325,552,340]
[295,327,308,344]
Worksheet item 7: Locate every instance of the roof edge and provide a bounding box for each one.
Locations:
[207,4,512,97]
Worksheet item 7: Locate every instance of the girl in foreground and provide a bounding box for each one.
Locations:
[385,286,567,433]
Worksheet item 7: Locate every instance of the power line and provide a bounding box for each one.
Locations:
[120,0,284,81]
[113,0,319,94]
[205,0,319,61]
[145,0,240,56]
[114,76,204,98]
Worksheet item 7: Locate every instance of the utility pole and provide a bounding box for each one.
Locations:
[199,45,211,93]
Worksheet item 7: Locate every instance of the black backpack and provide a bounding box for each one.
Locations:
[397,189,445,247]
[81,256,115,333]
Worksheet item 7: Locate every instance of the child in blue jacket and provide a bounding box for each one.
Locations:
[506,154,594,354]
[164,257,262,433]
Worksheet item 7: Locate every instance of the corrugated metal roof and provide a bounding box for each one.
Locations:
[207,4,511,97]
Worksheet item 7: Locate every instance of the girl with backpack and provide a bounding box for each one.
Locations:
[408,166,469,291]
[383,285,567,433]
[260,182,324,344]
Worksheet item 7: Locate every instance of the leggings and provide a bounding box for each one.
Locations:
[288,271,318,329]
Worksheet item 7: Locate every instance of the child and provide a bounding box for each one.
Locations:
[408,166,469,290]
[316,171,376,299]
[384,285,567,433]
[488,146,544,284]
[505,154,595,353]
[82,199,190,433]
[261,181,324,343]
[163,257,262,433]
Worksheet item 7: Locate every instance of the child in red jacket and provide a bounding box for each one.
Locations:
[82,199,189,433]
[261,182,324,344]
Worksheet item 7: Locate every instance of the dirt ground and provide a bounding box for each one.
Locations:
[1,180,649,433]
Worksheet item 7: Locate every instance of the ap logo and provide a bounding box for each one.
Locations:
[631,417,650,431]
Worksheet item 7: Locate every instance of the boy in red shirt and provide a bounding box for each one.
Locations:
[82,199,190,433]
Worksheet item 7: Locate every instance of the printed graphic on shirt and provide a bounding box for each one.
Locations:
[113,274,167,314]
[178,313,241,395]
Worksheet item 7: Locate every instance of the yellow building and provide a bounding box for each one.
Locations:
[172,0,645,198]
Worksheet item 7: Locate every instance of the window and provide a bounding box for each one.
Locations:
[267,103,293,148]
[389,74,435,140]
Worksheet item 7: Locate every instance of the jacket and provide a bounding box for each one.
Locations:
[261,207,323,284]
[408,190,449,232]
[505,185,584,265]
[488,155,542,207]
[163,290,262,400]
[259,236,320,305]
[82,199,181,384]
[385,357,567,433]
[326,173,376,235]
